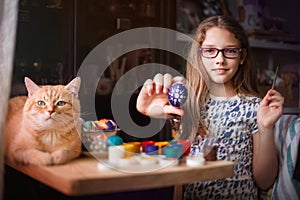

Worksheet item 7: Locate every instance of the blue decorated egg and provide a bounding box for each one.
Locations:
[168,82,188,107]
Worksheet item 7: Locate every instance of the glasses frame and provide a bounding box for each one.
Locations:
[199,47,243,59]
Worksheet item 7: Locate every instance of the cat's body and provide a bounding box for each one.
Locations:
[5,77,82,165]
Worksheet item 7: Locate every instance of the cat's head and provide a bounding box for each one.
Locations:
[23,77,81,130]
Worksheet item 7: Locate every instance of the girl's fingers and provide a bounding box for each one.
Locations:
[163,105,184,116]
[268,91,284,106]
[163,73,172,93]
[262,89,284,106]
[145,73,184,95]
[153,73,163,94]
[268,89,283,98]
[143,79,154,96]
[268,102,283,108]
[268,95,284,104]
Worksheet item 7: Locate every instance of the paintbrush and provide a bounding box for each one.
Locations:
[271,66,279,90]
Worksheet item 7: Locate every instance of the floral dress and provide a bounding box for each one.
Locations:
[184,94,261,200]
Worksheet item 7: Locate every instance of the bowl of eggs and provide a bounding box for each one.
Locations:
[81,118,119,155]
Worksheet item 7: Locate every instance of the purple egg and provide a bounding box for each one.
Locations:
[168,82,188,107]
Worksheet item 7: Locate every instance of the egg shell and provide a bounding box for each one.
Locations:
[89,139,108,152]
[168,82,188,107]
[97,119,117,130]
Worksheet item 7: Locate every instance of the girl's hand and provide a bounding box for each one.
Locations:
[136,73,185,118]
[257,89,284,129]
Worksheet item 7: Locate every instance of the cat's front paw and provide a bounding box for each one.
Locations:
[25,151,53,165]
[51,150,71,164]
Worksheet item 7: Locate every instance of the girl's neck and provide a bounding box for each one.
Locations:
[208,83,237,98]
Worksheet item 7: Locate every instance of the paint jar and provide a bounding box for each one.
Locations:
[122,143,140,157]
[141,141,156,152]
[177,140,191,156]
[108,145,125,165]
[162,144,183,158]
[155,141,170,154]
[145,144,159,155]
[126,142,141,153]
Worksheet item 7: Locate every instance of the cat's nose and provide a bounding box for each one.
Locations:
[48,110,55,115]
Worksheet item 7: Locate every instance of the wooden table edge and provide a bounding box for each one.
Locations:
[7,157,235,197]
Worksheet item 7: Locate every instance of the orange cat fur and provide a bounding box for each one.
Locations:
[5,77,82,165]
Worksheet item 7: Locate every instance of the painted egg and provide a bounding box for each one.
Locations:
[83,121,100,131]
[168,82,188,107]
[89,139,108,152]
[83,121,93,130]
[97,119,117,130]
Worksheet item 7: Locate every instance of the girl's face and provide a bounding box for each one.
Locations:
[201,27,245,92]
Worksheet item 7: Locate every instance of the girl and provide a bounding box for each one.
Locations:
[136,15,284,199]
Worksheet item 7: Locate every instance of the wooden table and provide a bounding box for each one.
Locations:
[7,156,234,199]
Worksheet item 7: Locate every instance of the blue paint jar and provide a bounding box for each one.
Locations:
[162,144,183,158]
[145,144,159,155]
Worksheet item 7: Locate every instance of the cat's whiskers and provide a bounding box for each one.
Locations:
[45,116,55,121]
[44,114,59,123]
[57,116,79,132]
[79,112,96,118]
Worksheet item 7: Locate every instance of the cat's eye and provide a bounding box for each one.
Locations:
[36,101,46,106]
[56,101,66,106]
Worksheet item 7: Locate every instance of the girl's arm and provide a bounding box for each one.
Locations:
[253,89,284,190]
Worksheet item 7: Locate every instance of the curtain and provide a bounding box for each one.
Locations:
[0,0,19,199]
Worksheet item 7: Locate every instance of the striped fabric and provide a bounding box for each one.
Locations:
[294,145,300,182]
[272,115,300,200]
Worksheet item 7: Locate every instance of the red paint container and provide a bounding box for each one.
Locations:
[141,141,155,152]
[177,140,191,156]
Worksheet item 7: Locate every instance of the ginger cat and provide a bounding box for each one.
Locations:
[5,77,82,165]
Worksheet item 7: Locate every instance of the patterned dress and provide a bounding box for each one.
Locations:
[184,94,261,200]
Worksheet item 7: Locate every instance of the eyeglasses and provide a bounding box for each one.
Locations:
[199,47,242,59]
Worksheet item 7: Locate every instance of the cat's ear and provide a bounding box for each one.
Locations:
[65,77,81,98]
[24,77,40,97]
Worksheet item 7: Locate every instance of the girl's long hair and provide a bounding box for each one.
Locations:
[181,15,259,141]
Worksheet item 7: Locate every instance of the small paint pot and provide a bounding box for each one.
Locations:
[118,156,138,167]
[126,142,141,153]
[145,144,159,155]
[186,155,205,167]
[141,141,156,152]
[137,156,157,165]
[108,145,125,165]
[162,144,183,158]
[177,140,191,156]
[155,141,170,154]
[122,143,140,157]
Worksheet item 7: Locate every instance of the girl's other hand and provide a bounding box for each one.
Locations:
[136,73,185,118]
[257,89,284,129]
